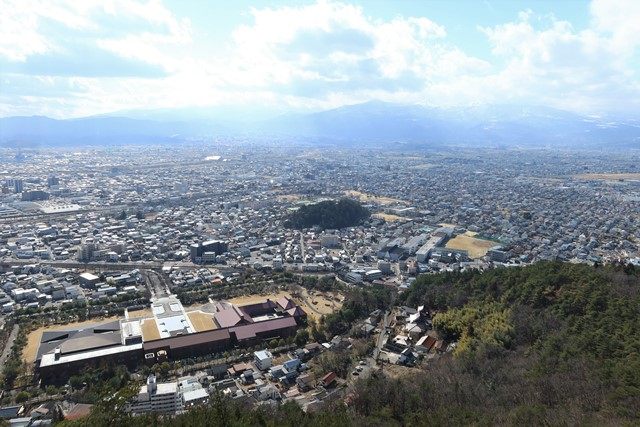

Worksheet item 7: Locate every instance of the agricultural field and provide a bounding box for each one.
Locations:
[445,233,498,259]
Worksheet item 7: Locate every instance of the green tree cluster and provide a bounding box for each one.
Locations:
[284,198,370,229]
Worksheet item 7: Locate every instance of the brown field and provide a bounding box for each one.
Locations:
[228,291,293,306]
[187,311,216,332]
[140,318,161,342]
[345,190,407,206]
[24,316,121,364]
[276,194,303,202]
[438,222,458,228]
[298,289,343,321]
[446,234,498,259]
[575,173,640,181]
[372,213,409,222]
[382,363,426,379]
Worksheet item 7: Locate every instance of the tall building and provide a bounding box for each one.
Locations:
[21,190,49,201]
[78,243,96,262]
[13,179,23,193]
[47,176,60,188]
[129,375,183,414]
[190,240,228,263]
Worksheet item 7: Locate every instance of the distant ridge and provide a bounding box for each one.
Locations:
[2,102,639,148]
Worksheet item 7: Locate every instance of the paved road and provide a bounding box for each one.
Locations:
[0,324,19,368]
[300,233,306,262]
[0,259,210,273]
[373,310,390,361]
[0,205,127,224]
[142,270,170,300]
[0,259,165,271]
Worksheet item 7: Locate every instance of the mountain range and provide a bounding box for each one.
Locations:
[1,101,639,148]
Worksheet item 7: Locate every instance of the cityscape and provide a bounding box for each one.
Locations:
[1,0,639,425]
[0,144,637,424]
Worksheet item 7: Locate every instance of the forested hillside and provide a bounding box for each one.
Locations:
[61,262,640,426]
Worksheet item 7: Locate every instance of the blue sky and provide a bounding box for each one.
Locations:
[0,0,638,118]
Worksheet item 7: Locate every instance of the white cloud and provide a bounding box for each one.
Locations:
[0,0,191,72]
[478,5,639,114]
[1,0,639,118]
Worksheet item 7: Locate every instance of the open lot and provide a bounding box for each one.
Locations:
[24,316,121,365]
[438,222,458,228]
[372,212,409,222]
[446,234,498,259]
[275,194,303,202]
[226,288,343,322]
[296,288,343,321]
[574,173,640,181]
[227,291,293,306]
[345,190,407,206]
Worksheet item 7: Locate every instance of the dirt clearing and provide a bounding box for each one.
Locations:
[446,234,498,259]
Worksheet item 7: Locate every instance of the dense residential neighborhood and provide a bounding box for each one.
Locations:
[0,145,638,425]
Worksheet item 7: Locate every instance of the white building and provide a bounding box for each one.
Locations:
[178,376,209,408]
[254,350,273,371]
[130,375,182,415]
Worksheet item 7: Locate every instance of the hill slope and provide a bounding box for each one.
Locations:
[60,262,640,426]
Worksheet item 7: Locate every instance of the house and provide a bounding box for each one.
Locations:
[283,358,301,372]
[415,335,437,353]
[296,374,314,391]
[320,372,337,388]
[268,365,285,380]
[405,323,427,339]
[392,335,410,349]
[240,370,254,384]
[227,362,252,377]
[256,384,281,401]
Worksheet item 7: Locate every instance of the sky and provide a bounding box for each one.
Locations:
[0,0,638,119]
